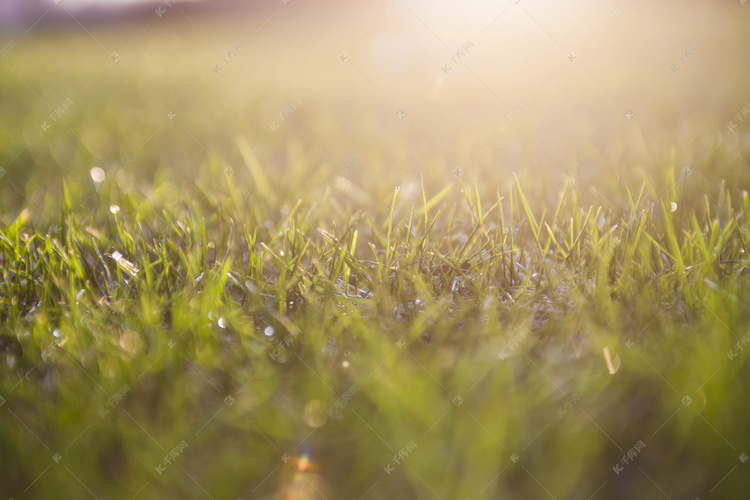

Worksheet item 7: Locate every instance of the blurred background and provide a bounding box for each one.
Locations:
[1,0,749,223]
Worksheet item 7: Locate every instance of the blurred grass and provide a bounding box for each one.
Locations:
[2,6,750,500]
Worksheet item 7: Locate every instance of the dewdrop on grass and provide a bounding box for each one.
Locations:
[110,250,139,277]
[90,167,105,183]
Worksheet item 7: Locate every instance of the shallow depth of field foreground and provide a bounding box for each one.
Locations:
[1,1,750,498]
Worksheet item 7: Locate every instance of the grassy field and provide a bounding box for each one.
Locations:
[2,3,750,499]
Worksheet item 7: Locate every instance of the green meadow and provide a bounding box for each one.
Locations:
[1,4,750,499]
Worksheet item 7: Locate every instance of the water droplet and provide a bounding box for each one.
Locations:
[119,330,141,354]
[302,400,328,428]
[670,202,678,212]
[90,167,105,183]
[279,250,285,256]
[110,205,120,215]
[264,326,275,337]
[218,317,227,329]
[342,360,350,368]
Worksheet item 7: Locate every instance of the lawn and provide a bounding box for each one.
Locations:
[1,3,750,499]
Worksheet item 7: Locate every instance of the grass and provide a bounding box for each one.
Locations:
[2,10,750,500]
